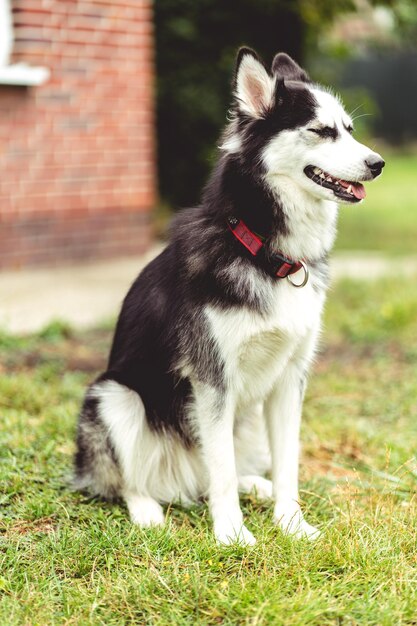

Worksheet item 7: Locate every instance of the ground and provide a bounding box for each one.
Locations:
[1,275,417,625]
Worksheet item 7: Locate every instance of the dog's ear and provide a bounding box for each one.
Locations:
[274,77,289,108]
[271,52,310,83]
[233,47,274,118]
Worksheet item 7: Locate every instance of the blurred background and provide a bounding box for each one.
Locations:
[0,0,416,328]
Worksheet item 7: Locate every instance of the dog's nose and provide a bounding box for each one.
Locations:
[366,155,385,178]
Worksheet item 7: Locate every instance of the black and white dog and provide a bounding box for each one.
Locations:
[74,49,384,545]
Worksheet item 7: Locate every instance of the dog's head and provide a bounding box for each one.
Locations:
[221,48,384,204]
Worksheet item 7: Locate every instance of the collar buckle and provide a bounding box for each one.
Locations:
[270,252,303,279]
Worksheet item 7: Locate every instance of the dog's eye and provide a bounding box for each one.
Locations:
[345,125,354,134]
[307,126,338,139]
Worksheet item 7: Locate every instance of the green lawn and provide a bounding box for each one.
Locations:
[1,277,417,625]
[335,151,417,254]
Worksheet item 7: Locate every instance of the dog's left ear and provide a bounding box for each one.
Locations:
[271,52,310,83]
[234,47,274,118]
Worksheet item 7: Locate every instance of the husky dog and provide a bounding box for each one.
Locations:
[74,48,384,545]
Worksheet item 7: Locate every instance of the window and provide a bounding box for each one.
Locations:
[0,0,13,66]
[0,0,50,86]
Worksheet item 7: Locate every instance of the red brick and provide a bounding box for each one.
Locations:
[1,0,156,268]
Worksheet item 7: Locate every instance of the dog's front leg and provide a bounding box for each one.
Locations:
[193,383,255,546]
[265,363,320,540]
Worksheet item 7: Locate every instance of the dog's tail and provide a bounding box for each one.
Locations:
[73,379,122,500]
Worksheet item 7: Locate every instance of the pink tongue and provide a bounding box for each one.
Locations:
[338,179,366,199]
[351,182,366,199]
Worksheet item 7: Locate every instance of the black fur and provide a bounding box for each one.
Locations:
[74,393,121,498]
[309,125,339,140]
[75,396,101,474]
[271,52,310,83]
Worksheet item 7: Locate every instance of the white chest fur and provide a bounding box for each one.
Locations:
[205,275,325,407]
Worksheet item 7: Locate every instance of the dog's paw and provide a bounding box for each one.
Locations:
[239,475,273,500]
[274,501,320,540]
[126,495,165,528]
[216,524,256,546]
[214,520,256,546]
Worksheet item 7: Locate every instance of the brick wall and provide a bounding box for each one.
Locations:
[0,0,156,269]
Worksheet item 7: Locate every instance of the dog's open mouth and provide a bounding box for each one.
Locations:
[304,165,366,203]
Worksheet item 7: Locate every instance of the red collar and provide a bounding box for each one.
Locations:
[227,216,307,282]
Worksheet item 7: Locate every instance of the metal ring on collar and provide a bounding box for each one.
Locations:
[287,260,309,288]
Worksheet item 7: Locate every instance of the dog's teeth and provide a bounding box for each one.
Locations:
[335,180,340,185]
[347,185,352,193]
[320,173,325,179]
[326,176,333,182]
[313,167,321,175]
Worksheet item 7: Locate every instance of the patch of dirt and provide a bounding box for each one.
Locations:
[316,340,410,371]
[303,457,359,481]
[7,516,56,536]
[302,440,364,483]
[1,328,111,374]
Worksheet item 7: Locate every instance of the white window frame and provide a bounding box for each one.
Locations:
[0,0,50,86]
[0,0,13,66]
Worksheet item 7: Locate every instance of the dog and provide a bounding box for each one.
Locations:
[74,48,384,545]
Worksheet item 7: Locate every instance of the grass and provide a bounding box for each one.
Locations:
[335,150,417,254]
[1,277,417,625]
